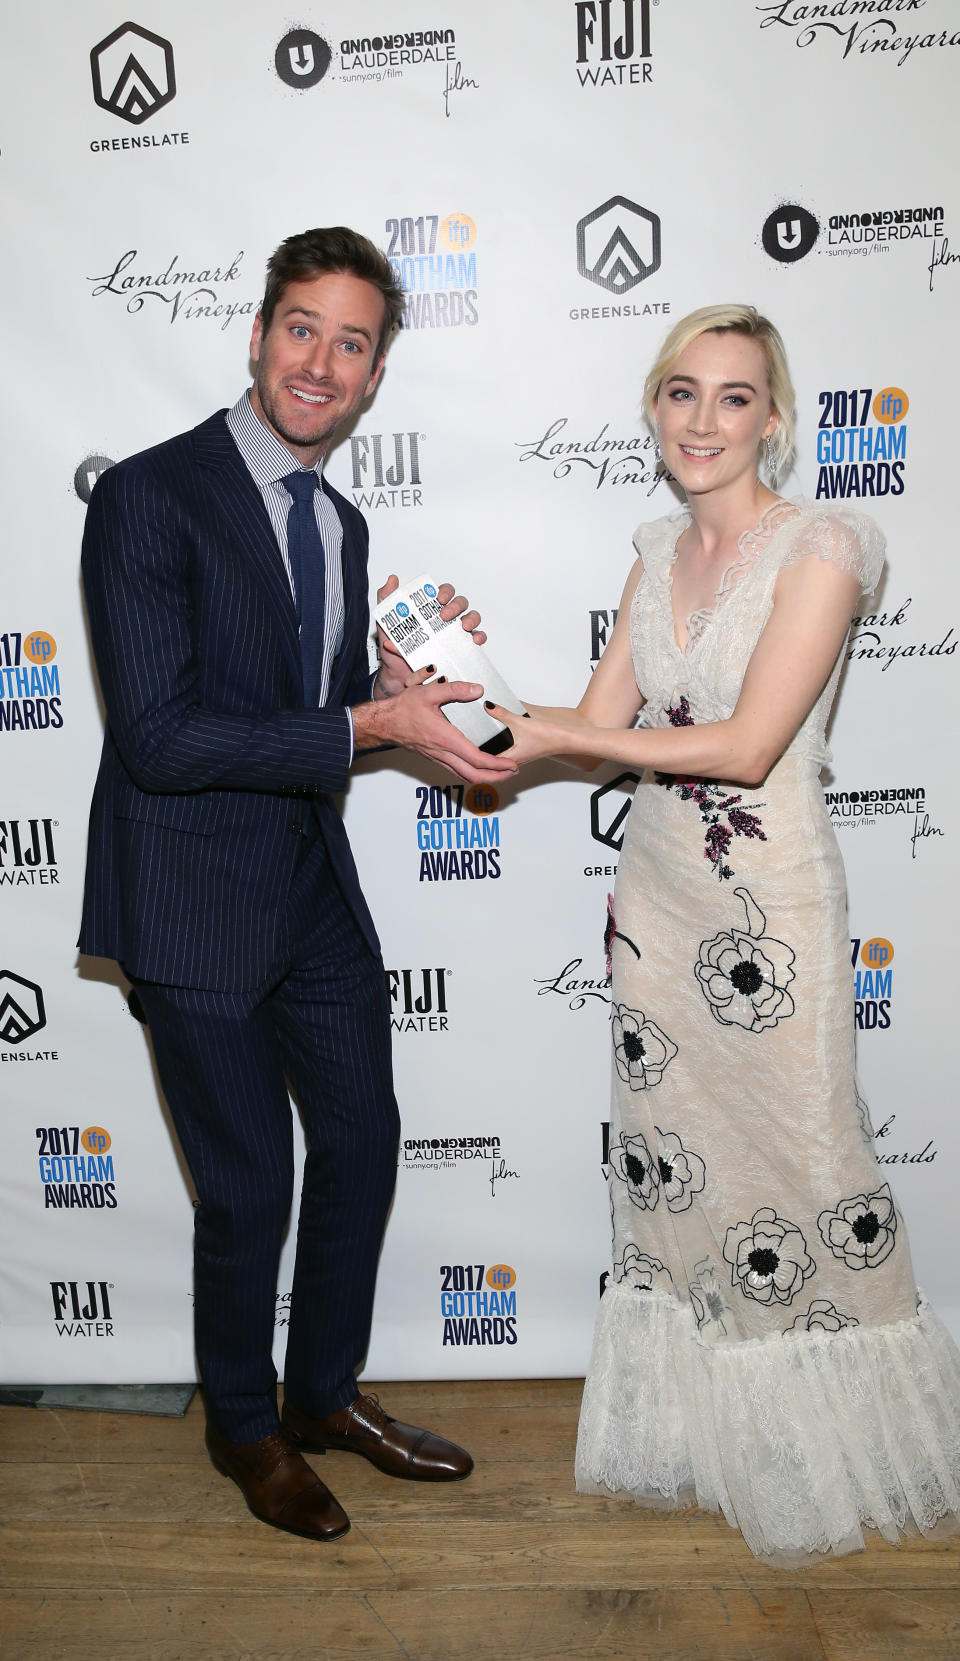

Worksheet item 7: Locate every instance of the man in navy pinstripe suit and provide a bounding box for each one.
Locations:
[80,227,515,1542]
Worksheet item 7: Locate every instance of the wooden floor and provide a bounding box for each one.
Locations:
[1,1379,958,1661]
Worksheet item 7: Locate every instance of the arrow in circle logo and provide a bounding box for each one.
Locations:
[577,197,661,293]
[90,23,176,126]
[0,970,46,1046]
[275,29,332,89]
[761,204,820,264]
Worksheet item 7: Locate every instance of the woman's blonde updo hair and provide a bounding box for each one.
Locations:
[642,304,796,478]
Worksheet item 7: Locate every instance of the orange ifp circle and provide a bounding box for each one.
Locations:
[465,784,499,815]
[439,212,476,252]
[24,630,57,664]
[81,1126,112,1154]
[872,387,908,424]
[485,1264,516,1290]
[860,938,894,969]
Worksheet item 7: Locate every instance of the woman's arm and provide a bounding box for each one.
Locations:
[491,554,861,786]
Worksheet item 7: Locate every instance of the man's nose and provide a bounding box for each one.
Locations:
[303,338,335,377]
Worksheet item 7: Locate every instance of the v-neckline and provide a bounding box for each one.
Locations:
[667,498,796,657]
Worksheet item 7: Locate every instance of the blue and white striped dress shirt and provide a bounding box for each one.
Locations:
[226,392,354,752]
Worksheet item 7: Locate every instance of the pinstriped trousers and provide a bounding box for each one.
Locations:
[134,845,400,1444]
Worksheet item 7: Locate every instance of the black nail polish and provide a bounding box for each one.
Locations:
[425,664,436,675]
[484,700,494,710]
[438,675,447,684]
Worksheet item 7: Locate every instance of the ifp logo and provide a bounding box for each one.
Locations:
[90,23,176,126]
[872,388,909,424]
[861,937,894,969]
[24,632,56,665]
[486,1264,516,1290]
[439,213,476,252]
[81,1126,112,1155]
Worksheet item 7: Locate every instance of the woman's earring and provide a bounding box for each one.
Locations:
[764,435,777,485]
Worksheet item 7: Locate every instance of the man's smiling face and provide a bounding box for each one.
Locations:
[248,269,387,466]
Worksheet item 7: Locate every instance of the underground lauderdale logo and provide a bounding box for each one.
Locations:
[762,203,820,263]
[274,29,332,88]
[90,23,176,124]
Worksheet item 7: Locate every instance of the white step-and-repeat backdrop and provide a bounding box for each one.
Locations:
[1,1,957,1383]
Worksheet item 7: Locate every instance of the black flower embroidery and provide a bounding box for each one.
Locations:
[656,697,767,881]
[612,1003,678,1089]
[688,1258,729,1336]
[695,887,796,1032]
[786,1299,859,1335]
[655,1126,706,1213]
[855,1079,874,1147]
[818,1183,898,1270]
[604,893,641,977]
[723,1206,815,1307]
[613,1244,673,1293]
[609,1131,659,1211]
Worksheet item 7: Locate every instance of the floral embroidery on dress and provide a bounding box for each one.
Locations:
[855,1079,875,1147]
[688,1258,729,1336]
[656,697,767,881]
[613,1243,674,1293]
[786,1299,859,1335]
[654,1127,706,1212]
[609,1131,660,1211]
[612,1003,678,1089]
[604,894,641,978]
[695,887,796,1032]
[723,1206,816,1308]
[818,1183,898,1270]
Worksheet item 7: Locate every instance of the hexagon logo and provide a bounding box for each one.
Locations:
[0,970,46,1046]
[590,772,640,851]
[90,22,176,126]
[577,197,661,293]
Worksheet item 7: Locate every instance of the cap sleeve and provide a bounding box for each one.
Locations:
[780,505,885,596]
[632,511,686,580]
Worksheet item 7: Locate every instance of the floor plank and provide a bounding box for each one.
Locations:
[2,1379,958,1659]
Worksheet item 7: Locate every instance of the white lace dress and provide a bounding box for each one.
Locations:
[575,498,960,1565]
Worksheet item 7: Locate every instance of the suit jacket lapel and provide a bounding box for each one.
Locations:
[192,412,304,693]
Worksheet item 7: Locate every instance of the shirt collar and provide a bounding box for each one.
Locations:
[226,390,326,488]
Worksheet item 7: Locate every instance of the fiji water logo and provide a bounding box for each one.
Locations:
[416,782,502,882]
[440,1262,518,1346]
[575,0,653,87]
[50,1279,115,1337]
[385,212,479,330]
[852,936,893,1031]
[0,630,63,733]
[816,385,909,500]
[36,1125,117,1210]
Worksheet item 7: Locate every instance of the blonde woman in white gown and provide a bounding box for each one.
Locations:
[488,305,960,1565]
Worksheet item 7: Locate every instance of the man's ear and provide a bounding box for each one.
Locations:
[249,311,264,365]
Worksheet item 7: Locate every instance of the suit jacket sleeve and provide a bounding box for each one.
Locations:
[83,459,360,796]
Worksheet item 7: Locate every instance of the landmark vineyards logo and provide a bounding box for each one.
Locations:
[847,595,957,672]
[755,1,960,66]
[90,22,176,124]
[516,420,663,491]
[87,250,255,331]
[574,0,653,87]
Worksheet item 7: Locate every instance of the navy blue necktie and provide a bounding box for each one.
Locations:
[282,470,326,709]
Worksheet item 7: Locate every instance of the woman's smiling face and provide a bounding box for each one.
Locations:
[654,330,777,501]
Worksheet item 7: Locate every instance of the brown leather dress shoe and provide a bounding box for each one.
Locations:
[206,1422,350,1541]
[282,1392,474,1481]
